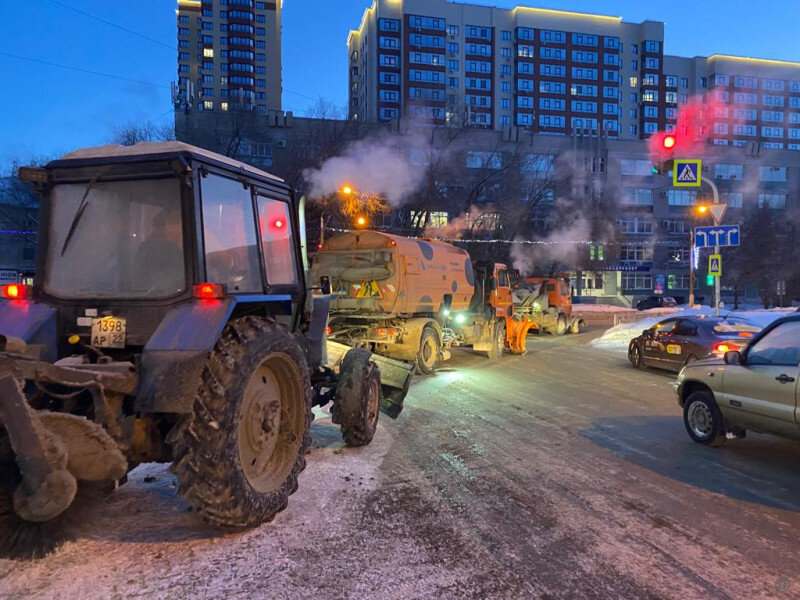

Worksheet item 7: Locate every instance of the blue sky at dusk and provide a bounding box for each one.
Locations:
[1,0,799,169]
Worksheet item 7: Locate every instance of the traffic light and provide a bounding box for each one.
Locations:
[651,133,677,175]
[706,274,715,286]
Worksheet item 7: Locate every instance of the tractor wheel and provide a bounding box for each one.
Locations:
[415,326,440,375]
[569,319,582,334]
[486,321,505,360]
[169,317,312,528]
[331,349,381,447]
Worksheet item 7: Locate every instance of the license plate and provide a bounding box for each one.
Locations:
[91,317,126,349]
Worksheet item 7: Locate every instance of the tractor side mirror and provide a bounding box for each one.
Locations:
[320,276,332,295]
[724,350,742,366]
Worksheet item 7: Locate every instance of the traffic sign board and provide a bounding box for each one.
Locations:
[707,203,728,225]
[695,225,740,248]
[709,255,722,277]
[673,159,702,187]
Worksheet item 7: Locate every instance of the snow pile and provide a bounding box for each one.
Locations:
[572,304,637,313]
[590,308,795,353]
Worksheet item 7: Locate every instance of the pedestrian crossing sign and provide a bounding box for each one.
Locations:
[709,254,722,277]
[673,159,702,187]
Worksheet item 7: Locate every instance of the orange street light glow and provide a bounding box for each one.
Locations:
[356,216,367,227]
[341,185,353,195]
[697,205,709,214]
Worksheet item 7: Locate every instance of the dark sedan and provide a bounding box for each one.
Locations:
[636,295,678,311]
[628,315,761,372]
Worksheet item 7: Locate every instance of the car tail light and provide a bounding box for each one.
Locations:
[1,284,30,300]
[193,283,225,299]
[714,342,741,354]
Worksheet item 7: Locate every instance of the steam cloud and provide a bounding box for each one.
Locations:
[303,134,425,205]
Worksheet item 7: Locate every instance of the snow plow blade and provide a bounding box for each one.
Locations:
[326,340,414,419]
[506,318,536,355]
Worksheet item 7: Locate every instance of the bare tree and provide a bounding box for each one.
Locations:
[110,120,175,146]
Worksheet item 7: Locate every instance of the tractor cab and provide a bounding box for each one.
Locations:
[9,142,305,368]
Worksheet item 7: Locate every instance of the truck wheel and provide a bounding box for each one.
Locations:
[683,391,726,447]
[554,316,568,335]
[416,327,440,375]
[170,317,312,528]
[486,321,505,360]
[332,349,381,447]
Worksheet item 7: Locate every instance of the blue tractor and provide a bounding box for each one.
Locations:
[0,142,412,557]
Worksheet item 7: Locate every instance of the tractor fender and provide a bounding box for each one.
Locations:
[136,295,293,414]
[0,301,57,362]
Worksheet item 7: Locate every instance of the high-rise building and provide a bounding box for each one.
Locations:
[175,0,282,114]
[665,55,800,151]
[348,0,668,137]
[348,0,800,148]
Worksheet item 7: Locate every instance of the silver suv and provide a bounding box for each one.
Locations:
[675,315,800,446]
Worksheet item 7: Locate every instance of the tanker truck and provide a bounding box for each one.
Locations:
[311,231,534,374]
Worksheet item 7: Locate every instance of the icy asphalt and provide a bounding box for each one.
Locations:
[1,329,799,600]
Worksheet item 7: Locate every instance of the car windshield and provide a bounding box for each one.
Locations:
[705,317,761,338]
[44,177,185,299]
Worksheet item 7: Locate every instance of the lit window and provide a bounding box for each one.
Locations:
[221,102,229,111]
[203,48,214,58]
[203,100,214,110]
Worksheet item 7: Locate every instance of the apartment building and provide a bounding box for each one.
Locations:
[348,0,671,137]
[665,54,800,150]
[175,0,282,113]
[348,0,800,150]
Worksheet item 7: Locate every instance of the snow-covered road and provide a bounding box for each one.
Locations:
[2,331,799,599]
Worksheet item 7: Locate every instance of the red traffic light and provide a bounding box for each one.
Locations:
[663,135,676,150]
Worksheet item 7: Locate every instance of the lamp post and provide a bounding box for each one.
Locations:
[688,204,708,309]
[692,178,723,316]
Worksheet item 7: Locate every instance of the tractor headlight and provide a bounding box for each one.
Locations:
[454,313,467,325]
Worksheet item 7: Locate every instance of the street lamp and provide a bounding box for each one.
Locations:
[340,185,354,196]
[355,215,368,228]
[688,204,710,308]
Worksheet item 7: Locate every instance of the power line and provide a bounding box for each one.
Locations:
[0,52,169,89]
[43,0,176,51]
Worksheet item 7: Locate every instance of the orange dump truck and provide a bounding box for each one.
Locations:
[513,274,586,335]
[311,231,534,373]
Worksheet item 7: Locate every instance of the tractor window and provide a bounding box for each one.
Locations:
[256,195,298,286]
[45,177,186,299]
[201,174,261,293]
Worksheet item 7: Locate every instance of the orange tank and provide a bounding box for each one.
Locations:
[311,231,474,316]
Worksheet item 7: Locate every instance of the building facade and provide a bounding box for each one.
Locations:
[348,0,800,151]
[175,0,282,114]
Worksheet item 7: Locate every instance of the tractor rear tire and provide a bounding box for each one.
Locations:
[332,349,381,447]
[415,327,440,375]
[169,317,312,528]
